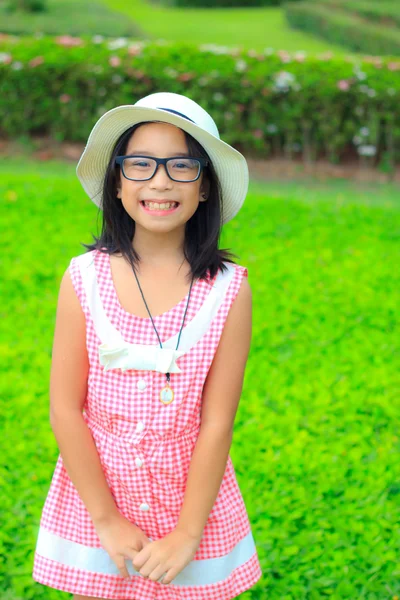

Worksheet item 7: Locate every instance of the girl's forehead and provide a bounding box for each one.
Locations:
[126,122,188,151]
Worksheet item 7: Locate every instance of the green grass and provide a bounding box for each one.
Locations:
[98,0,351,54]
[0,0,143,37]
[1,158,400,598]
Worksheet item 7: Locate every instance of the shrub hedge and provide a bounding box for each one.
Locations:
[0,0,142,37]
[284,1,400,57]
[318,0,400,28]
[156,0,289,7]
[1,34,400,166]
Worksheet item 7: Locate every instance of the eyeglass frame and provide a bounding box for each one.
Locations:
[115,155,209,183]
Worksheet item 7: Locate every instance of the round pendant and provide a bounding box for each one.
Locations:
[160,385,174,405]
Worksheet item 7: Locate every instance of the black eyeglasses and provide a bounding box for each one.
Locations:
[115,155,209,182]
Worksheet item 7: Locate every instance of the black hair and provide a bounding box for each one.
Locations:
[82,121,239,282]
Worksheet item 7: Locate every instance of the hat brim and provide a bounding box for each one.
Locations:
[76,105,248,225]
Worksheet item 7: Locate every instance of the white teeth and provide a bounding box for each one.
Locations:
[143,201,177,210]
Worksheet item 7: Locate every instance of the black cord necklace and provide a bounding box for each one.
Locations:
[132,266,195,405]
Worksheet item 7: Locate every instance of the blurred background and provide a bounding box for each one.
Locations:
[1,1,400,599]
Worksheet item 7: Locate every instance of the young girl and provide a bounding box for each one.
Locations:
[32,91,262,600]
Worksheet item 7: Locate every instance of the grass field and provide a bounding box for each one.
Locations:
[0,0,352,54]
[99,0,350,54]
[1,159,400,599]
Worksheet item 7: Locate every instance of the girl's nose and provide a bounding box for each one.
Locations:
[150,163,172,187]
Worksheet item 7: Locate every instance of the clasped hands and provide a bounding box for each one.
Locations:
[132,528,201,585]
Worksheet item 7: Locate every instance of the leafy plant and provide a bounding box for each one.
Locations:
[5,0,48,12]
[1,34,400,166]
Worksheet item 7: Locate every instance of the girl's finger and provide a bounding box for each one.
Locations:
[115,558,130,580]
[139,557,161,579]
[133,544,151,570]
[147,564,168,582]
[160,567,175,585]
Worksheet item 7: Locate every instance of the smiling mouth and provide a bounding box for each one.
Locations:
[140,200,180,211]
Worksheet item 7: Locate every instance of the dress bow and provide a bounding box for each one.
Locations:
[98,342,185,373]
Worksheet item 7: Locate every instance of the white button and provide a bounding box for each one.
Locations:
[139,502,150,511]
[136,421,145,433]
[136,379,147,391]
[135,458,143,468]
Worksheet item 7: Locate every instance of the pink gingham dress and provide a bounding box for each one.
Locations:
[32,248,262,599]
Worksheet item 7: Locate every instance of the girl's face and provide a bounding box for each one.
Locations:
[116,122,209,234]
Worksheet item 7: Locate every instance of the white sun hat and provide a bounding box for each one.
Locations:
[76,91,249,225]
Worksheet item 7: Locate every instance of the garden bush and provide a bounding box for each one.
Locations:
[284,1,400,57]
[6,0,48,12]
[1,34,400,167]
[155,0,294,7]
[0,0,142,37]
[318,0,400,28]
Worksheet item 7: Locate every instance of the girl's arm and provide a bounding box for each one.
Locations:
[49,268,120,526]
[175,275,252,540]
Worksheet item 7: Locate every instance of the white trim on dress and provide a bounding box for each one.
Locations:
[77,251,236,374]
[36,527,257,586]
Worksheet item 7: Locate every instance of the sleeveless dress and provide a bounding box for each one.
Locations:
[32,248,262,600]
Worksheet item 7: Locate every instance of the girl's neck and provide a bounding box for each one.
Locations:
[131,227,186,270]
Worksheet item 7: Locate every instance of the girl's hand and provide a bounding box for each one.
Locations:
[94,513,152,580]
[132,528,201,585]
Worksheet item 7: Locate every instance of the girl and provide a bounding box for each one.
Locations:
[32,91,262,600]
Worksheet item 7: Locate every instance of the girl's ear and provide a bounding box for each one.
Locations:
[200,177,210,202]
[116,186,121,199]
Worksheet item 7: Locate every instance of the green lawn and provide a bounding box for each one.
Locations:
[99,0,350,54]
[0,0,143,37]
[0,0,357,54]
[2,159,400,599]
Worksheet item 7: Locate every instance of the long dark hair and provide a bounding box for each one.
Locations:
[82,121,239,282]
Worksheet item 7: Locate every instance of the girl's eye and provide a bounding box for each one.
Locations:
[133,161,150,167]
[171,160,192,169]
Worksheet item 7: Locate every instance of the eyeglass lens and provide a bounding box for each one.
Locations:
[122,157,201,181]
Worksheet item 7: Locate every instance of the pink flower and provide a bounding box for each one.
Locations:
[253,129,263,139]
[337,79,350,91]
[388,61,400,71]
[178,72,193,82]
[294,52,306,63]
[364,55,382,68]
[55,35,83,47]
[236,104,246,112]
[318,51,333,61]
[59,94,71,103]
[109,56,121,67]
[128,44,142,56]
[29,56,44,68]
[0,52,12,64]
[278,50,291,63]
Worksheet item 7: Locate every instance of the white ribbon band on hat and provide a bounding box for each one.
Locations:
[77,251,235,373]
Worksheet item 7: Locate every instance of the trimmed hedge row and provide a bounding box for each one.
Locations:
[284,1,400,57]
[318,0,400,28]
[1,34,400,166]
[156,0,289,7]
[0,0,142,37]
